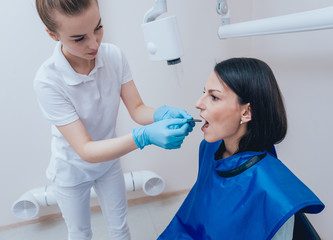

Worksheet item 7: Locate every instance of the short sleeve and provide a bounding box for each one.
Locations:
[34,78,79,126]
[120,50,133,85]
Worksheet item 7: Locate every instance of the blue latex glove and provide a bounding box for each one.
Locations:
[154,105,195,129]
[132,118,192,150]
[154,105,193,122]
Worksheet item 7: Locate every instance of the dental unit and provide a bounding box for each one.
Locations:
[142,0,183,65]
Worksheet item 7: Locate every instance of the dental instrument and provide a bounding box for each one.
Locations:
[187,119,202,123]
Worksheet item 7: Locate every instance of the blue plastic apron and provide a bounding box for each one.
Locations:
[158,140,324,240]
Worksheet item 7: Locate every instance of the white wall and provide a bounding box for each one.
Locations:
[249,1,333,238]
[1,0,332,239]
[0,0,57,226]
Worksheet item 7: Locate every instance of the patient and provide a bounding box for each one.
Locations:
[158,58,325,240]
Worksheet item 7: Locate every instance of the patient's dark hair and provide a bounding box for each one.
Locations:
[36,0,97,33]
[214,58,287,153]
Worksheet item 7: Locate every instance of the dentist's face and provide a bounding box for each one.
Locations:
[47,0,103,62]
[195,72,248,144]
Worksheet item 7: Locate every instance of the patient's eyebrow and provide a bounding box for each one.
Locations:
[206,89,222,94]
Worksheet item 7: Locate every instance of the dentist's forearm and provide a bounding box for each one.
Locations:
[80,133,138,163]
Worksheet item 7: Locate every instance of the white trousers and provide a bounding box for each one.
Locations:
[54,161,131,240]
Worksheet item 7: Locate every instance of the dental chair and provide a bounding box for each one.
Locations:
[292,212,321,240]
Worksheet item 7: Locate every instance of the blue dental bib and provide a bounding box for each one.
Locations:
[158,140,324,240]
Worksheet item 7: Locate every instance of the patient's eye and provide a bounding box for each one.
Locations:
[211,94,219,101]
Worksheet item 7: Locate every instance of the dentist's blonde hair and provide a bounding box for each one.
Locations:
[35,0,98,33]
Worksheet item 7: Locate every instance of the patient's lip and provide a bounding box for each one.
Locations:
[88,50,98,56]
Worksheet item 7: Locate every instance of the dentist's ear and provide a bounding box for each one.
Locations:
[46,28,59,41]
[241,103,252,124]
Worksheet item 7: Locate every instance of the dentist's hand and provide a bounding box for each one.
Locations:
[154,105,195,129]
[132,118,192,150]
[154,105,193,122]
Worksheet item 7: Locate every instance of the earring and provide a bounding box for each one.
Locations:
[240,120,243,125]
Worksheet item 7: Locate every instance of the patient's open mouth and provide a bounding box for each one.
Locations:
[201,120,209,132]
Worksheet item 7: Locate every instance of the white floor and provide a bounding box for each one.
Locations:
[0,193,187,240]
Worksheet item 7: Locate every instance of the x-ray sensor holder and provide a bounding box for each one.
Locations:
[142,16,183,65]
[142,0,183,65]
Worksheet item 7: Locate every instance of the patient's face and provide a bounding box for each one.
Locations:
[195,72,247,144]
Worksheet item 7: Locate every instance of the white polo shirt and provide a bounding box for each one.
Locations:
[34,42,133,186]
